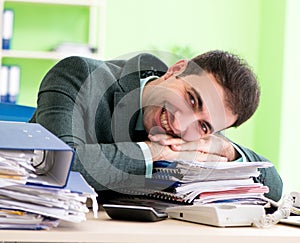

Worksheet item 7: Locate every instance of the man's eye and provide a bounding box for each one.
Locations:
[188,92,196,107]
[200,122,208,134]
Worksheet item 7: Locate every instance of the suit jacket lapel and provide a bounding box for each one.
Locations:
[112,53,168,142]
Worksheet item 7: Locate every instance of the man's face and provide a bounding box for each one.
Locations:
[142,61,237,141]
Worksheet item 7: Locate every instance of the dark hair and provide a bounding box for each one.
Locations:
[178,50,260,127]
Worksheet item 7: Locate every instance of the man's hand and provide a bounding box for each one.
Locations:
[146,133,238,162]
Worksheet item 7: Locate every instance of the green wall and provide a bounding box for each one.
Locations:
[5,0,286,168]
[104,0,286,166]
[278,0,300,193]
[254,0,286,165]
[105,0,262,61]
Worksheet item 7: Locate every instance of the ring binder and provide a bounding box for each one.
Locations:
[30,150,54,175]
[0,65,9,103]
[0,121,74,188]
[2,9,14,50]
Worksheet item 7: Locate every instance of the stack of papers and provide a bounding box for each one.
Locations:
[0,150,37,186]
[0,171,98,230]
[0,121,98,230]
[175,161,268,182]
[0,209,59,230]
[150,161,271,205]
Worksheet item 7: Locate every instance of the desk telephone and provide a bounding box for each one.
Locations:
[103,192,300,227]
[166,204,265,227]
[279,191,300,227]
[167,192,300,227]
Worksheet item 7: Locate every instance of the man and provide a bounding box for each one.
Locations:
[29,50,282,201]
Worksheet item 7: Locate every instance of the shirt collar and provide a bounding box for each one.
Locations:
[135,76,159,130]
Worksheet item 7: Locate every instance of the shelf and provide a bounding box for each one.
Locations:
[2,0,105,7]
[1,0,106,59]
[1,49,101,60]
[0,0,105,106]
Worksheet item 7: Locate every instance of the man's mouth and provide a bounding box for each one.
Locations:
[160,107,172,133]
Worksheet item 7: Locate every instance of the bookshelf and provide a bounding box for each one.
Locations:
[0,0,106,106]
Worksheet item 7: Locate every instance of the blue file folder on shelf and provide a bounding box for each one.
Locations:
[2,9,14,50]
[0,103,35,122]
[0,121,74,188]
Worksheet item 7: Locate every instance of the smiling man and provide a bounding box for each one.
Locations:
[29,50,282,202]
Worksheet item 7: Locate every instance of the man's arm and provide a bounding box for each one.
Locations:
[147,133,283,202]
[30,56,149,192]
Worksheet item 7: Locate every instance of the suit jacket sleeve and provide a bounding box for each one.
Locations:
[30,56,149,192]
[234,143,283,202]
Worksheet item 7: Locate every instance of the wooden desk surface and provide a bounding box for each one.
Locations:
[1,210,300,243]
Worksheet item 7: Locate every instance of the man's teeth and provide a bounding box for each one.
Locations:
[160,110,171,132]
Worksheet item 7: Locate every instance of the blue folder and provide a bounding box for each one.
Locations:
[0,121,74,188]
[0,103,35,122]
[66,171,97,196]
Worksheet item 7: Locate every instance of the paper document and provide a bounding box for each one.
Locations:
[110,161,272,208]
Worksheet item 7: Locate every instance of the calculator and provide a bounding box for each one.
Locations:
[102,204,168,222]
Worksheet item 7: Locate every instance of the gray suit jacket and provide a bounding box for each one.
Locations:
[30,53,283,201]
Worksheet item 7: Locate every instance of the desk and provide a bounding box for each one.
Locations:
[1,210,300,243]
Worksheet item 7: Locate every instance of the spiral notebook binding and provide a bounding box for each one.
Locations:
[117,187,191,205]
[152,169,183,181]
[148,190,190,204]
[153,167,182,176]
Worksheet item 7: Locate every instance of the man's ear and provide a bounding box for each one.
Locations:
[163,59,188,80]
